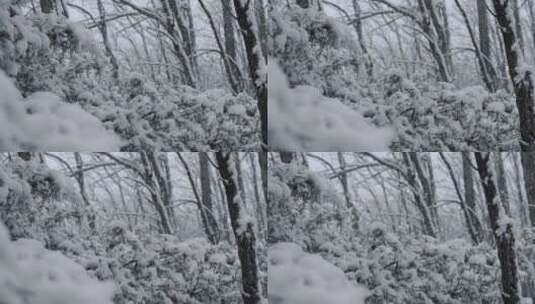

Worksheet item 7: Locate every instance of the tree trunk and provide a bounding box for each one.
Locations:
[234,153,247,205]
[184,0,199,76]
[454,0,495,91]
[437,0,453,75]
[199,152,220,244]
[177,152,215,241]
[249,153,265,238]
[494,153,511,216]
[475,152,520,304]
[402,153,436,237]
[74,153,96,232]
[492,0,535,150]
[409,153,439,233]
[352,0,373,79]
[462,152,483,244]
[158,0,196,87]
[522,152,535,226]
[492,0,535,227]
[215,152,261,304]
[215,169,232,243]
[513,0,525,57]
[167,0,196,74]
[198,0,240,93]
[147,152,176,231]
[512,153,529,226]
[337,152,359,231]
[477,0,497,91]
[221,0,242,92]
[416,0,451,82]
[140,152,172,234]
[232,0,267,149]
[439,152,481,244]
[97,0,119,79]
[528,1,535,63]
[259,152,268,205]
[255,0,268,61]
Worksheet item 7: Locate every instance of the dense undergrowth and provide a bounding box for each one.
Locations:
[0,2,259,150]
[268,160,535,304]
[0,157,266,304]
[268,4,518,151]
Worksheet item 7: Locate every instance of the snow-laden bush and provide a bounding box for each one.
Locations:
[0,221,114,304]
[0,156,88,241]
[73,221,244,304]
[267,160,535,304]
[371,70,518,151]
[268,242,369,304]
[269,2,360,91]
[268,159,346,245]
[269,3,518,151]
[85,75,259,151]
[1,1,259,151]
[0,157,263,304]
[268,61,392,151]
[319,226,503,304]
[0,4,121,151]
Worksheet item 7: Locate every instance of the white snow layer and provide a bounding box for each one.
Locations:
[0,222,114,304]
[0,71,120,150]
[268,242,369,304]
[268,61,393,151]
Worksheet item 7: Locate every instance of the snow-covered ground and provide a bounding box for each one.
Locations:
[269,242,369,304]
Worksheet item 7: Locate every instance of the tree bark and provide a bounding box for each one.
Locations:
[402,153,436,237]
[513,0,525,56]
[494,153,511,216]
[416,0,451,82]
[255,0,268,61]
[337,152,359,231]
[528,1,535,62]
[198,0,240,93]
[475,152,520,304]
[462,152,483,244]
[158,0,196,87]
[352,0,373,79]
[492,0,535,150]
[215,152,261,304]
[199,152,220,244]
[221,0,242,92]
[74,153,96,232]
[454,0,495,91]
[177,152,215,241]
[140,152,172,234]
[97,0,119,79]
[167,0,196,75]
[512,152,529,226]
[492,0,535,227]
[249,153,265,238]
[409,153,439,232]
[234,153,247,205]
[477,0,497,91]
[259,152,268,205]
[439,152,481,244]
[522,152,535,226]
[232,0,267,149]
